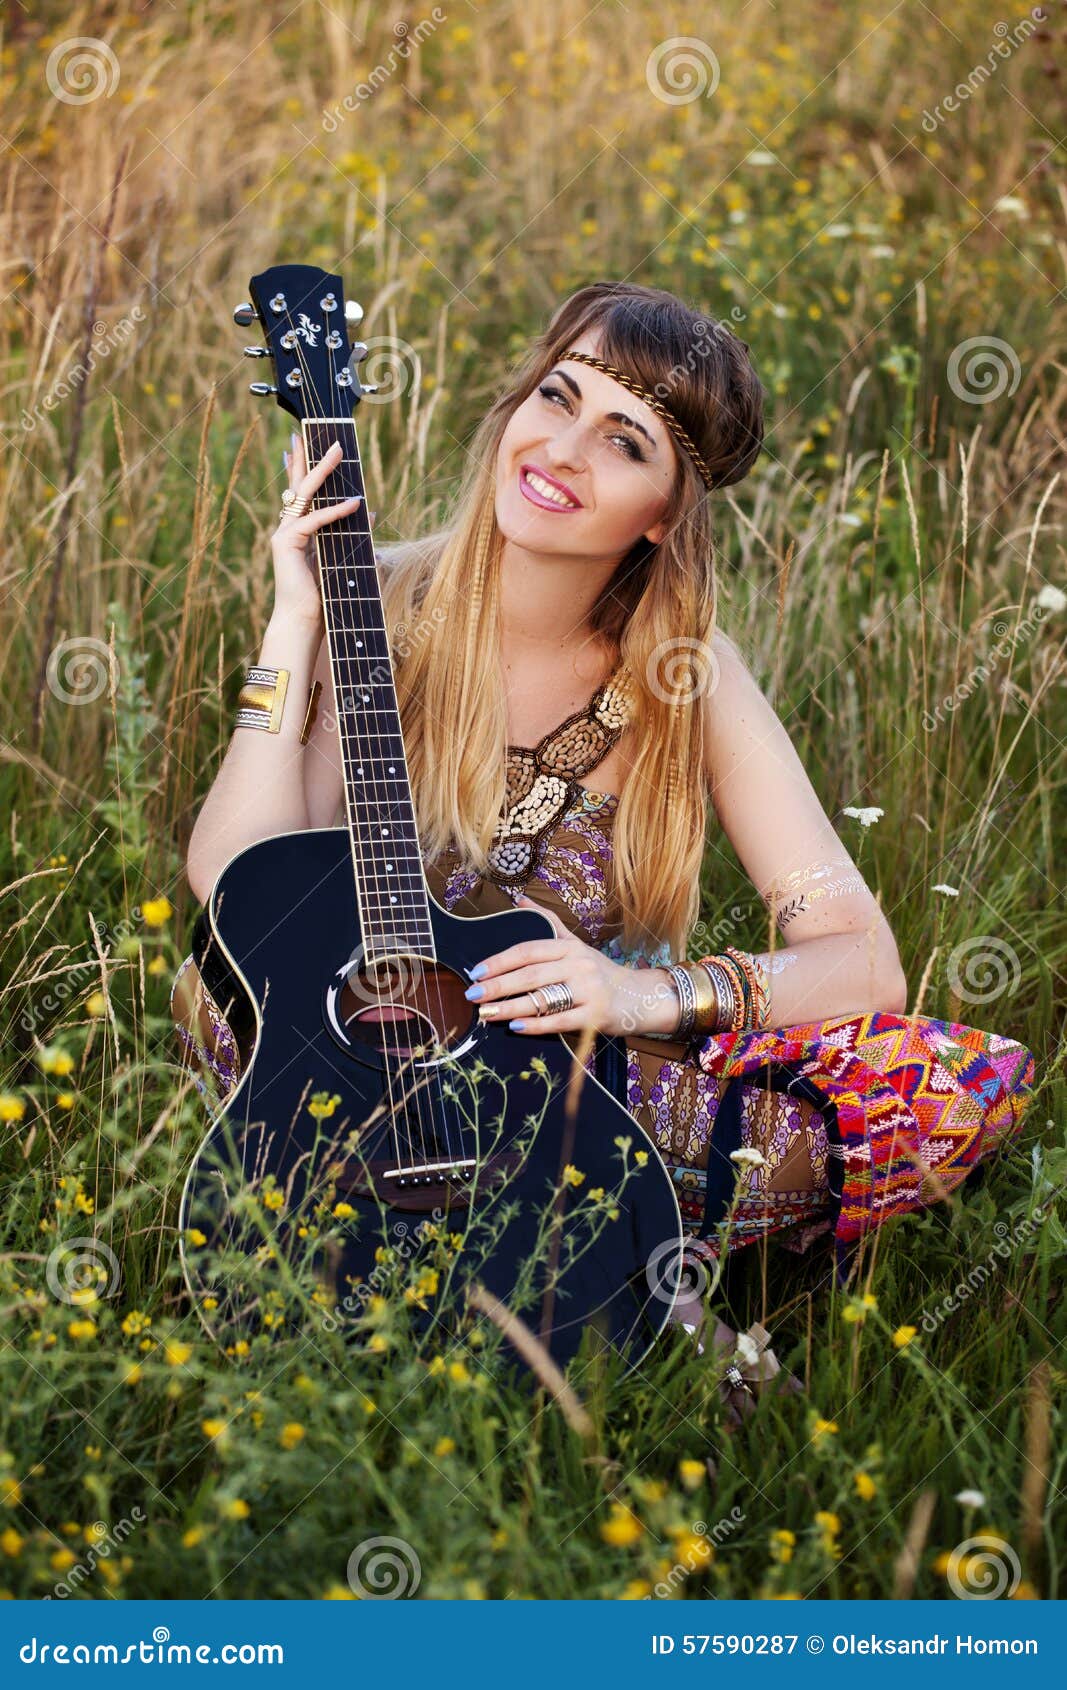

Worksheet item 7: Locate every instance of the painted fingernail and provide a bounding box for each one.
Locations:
[470,962,488,979]
[464,984,484,1000]
[509,1020,525,1031]
[290,431,296,449]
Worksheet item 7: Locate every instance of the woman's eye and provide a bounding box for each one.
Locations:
[537,384,644,462]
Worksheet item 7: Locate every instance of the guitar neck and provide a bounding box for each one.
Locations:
[302,417,434,962]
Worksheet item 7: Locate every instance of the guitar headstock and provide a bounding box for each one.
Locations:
[233,263,375,423]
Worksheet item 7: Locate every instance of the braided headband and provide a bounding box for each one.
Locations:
[562,349,716,490]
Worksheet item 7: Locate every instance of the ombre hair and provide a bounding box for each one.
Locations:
[376,281,765,963]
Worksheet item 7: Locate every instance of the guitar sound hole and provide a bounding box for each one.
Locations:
[324,952,476,1067]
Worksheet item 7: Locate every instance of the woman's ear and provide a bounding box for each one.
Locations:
[644,518,667,544]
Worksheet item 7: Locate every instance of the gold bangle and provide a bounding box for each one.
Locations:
[235,665,289,733]
[682,960,722,1035]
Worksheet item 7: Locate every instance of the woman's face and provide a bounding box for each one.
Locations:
[494,328,679,561]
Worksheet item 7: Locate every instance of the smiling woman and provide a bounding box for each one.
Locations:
[181,280,1034,1387]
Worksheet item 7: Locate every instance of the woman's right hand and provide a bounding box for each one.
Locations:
[271,435,367,629]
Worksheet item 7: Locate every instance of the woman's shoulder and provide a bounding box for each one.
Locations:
[700,629,781,787]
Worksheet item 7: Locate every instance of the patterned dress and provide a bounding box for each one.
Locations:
[420,668,1036,1277]
[173,668,1036,1279]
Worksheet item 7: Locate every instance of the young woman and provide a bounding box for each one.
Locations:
[178,281,1034,1386]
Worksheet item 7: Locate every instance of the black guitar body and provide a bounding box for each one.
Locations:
[179,829,683,1370]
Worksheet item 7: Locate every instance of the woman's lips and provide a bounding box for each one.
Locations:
[518,464,582,511]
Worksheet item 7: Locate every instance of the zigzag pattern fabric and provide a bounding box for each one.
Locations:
[693,1012,1035,1248]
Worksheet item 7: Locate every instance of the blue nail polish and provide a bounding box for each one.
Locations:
[464,984,484,1000]
[509,1019,525,1031]
[469,962,488,980]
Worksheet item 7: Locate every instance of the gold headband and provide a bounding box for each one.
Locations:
[561,349,717,490]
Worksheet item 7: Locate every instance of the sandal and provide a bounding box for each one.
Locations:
[670,1301,805,1427]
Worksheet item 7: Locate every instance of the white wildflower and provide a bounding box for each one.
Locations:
[993,196,1027,217]
[746,150,777,166]
[954,1488,986,1510]
[825,223,853,238]
[1035,584,1066,614]
[730,1147,768,1170]
[842,806,884,828]
[932,883,959,897]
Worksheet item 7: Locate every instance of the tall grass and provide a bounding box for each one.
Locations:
[1,0,1064,1599]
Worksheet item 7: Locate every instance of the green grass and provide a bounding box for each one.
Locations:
[1,0,1064,1599]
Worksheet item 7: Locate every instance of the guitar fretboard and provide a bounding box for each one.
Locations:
[303,417,435,961]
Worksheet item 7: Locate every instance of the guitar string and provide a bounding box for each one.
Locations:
[285,295,456,1180]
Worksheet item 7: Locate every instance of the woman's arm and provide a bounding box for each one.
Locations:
[185,434,365,905]
[185,604,323,905]
[702,633,908,1023]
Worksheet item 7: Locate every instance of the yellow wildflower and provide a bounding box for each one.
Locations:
[50,1548,77,1572]
[600,1504,643,1548]
[0,1095,26,1123]
[201,1419,227,1441]
[67,1319,97,1341]
[561,1165,585,1188]
[221,1498,249,1520]
[854,1471,878,1501]
[769,1528,795,1564]
[0,1527,24,1557]
[39,1048,74,1077]
[434,1436,456,1458]
[140,897,173,927]
[279,1423,305,1450]
[678,1458,705,1491]
[893,1325,918,1348]
[164,1339,192,1366]
[810,1416,839,1442]
[86,992,107,1018]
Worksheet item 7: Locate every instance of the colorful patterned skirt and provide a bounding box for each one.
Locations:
[616,1012,1035,1276]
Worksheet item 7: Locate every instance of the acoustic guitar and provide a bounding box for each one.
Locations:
[175,263,683,1370]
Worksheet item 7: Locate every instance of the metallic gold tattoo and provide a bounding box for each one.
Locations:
[762,858,868,929]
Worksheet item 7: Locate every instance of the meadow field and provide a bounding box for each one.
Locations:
[0,0,1065,1599]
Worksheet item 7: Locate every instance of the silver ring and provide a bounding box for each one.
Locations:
[529,981,573,1017]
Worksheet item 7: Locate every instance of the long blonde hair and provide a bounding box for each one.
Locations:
[376,282,765,962]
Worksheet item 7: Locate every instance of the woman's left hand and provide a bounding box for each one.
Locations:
[463,892,676,1039]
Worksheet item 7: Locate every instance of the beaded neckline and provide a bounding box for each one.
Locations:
[487,663,635,888]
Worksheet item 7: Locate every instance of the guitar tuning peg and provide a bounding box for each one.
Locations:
[243,346,270,358]
[345,300,364,326]
[249,382,278,397]
[359,383,380,394]
[233,303,256,326]
[350,341,368,362]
